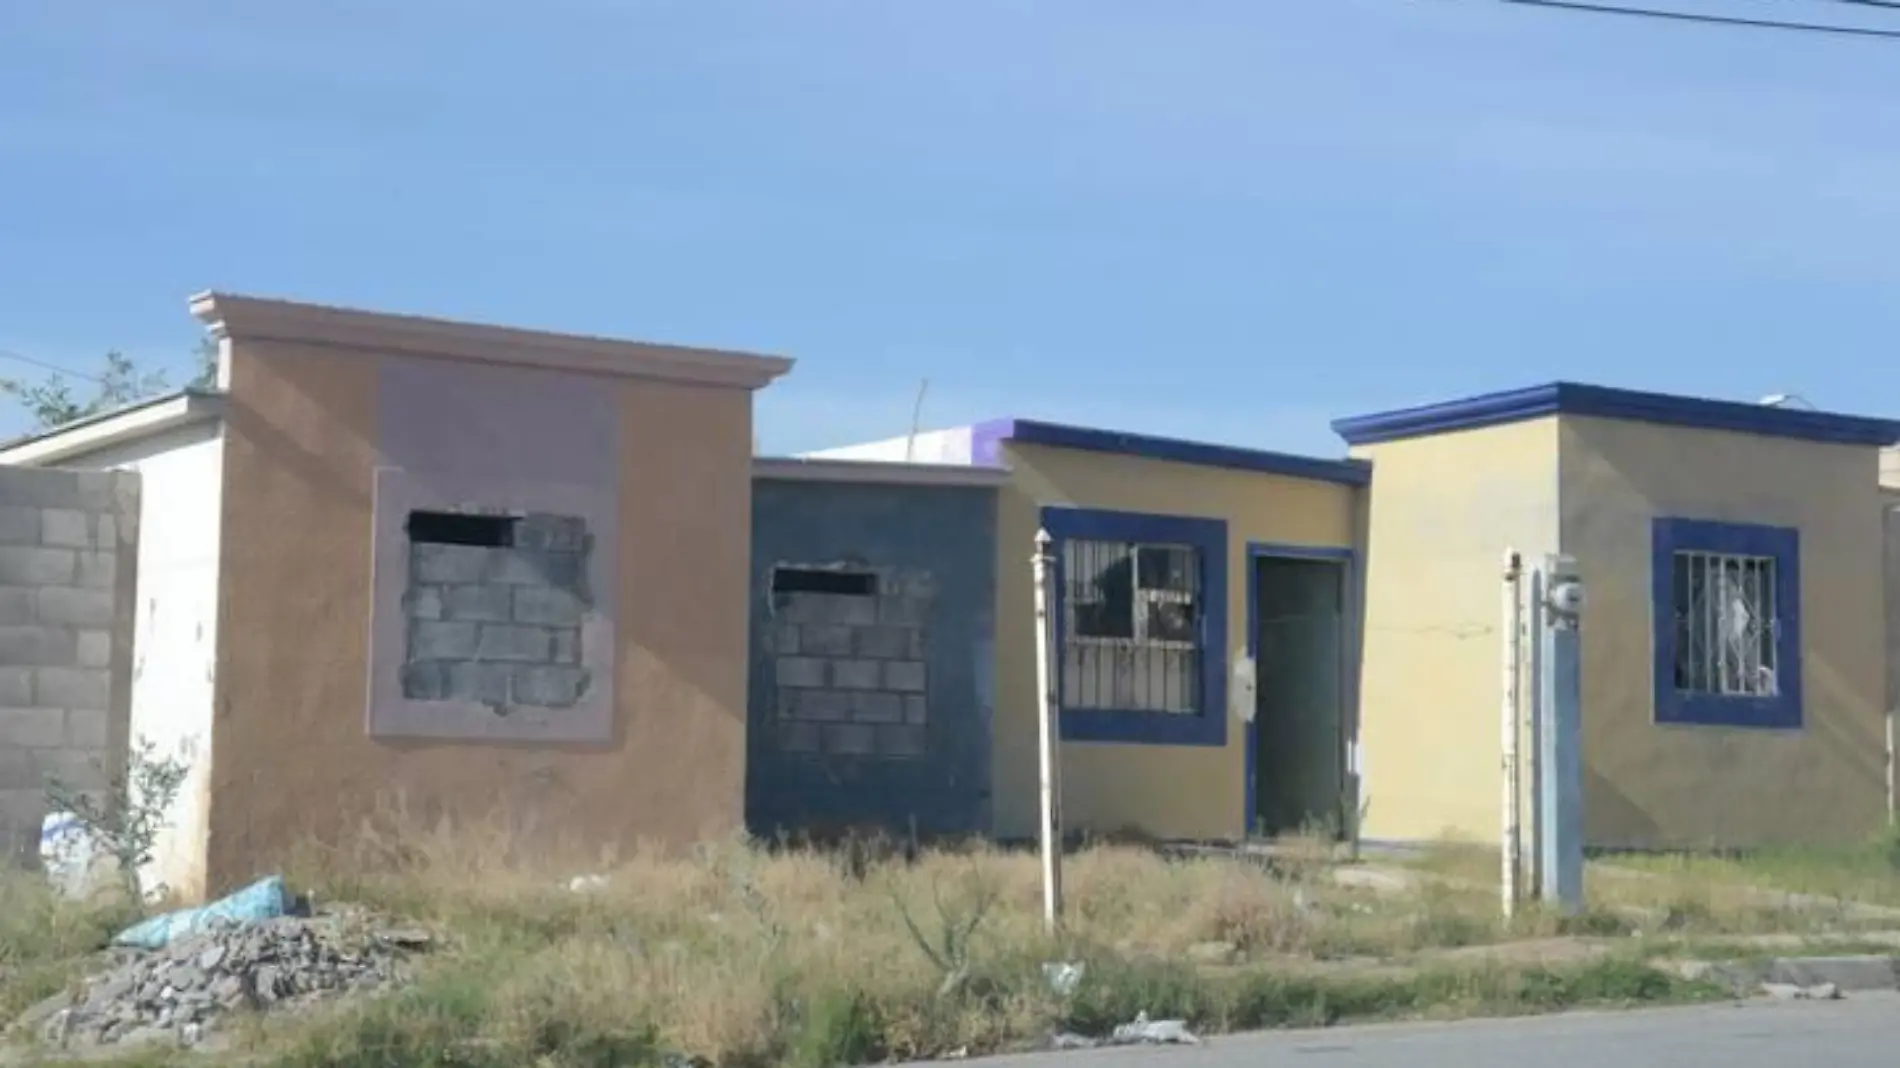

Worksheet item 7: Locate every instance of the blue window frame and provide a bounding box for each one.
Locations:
[1651,517,1802,730]
[1040,506,1227,746]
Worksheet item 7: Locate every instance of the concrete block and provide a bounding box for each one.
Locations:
[801,624,853,657]
[552,629,581,664]
[477,624,554,662]
[831,659,881,691]
[0,749,37,790]
[0,707,67,749]
[401,661,448,700]
[877,724,927,758]
[447,662,512,706]
[784,689,849,722]
[514,514,588,552]
[405,585,444,620]
[442,584,513,622]
[772,592,828,625]
[40,509,93,548]
[513,586,584,627]
[824,722,876,756]
[850,692,904,723]
[409,621,479,661]
[832,596,878,627]
[906,628,927,660]
[885,660,928,693]
[512,665,589,707]
[487,549,583,589]
[411,544,488,585]
[854,626,910,660]
[878,596,927,626]
[775,657,826,689]
[0,547,75,587]
[65,706,108,748]
[0,588,34,626]
[75,630,110,669]
[0,626,76,667]
[98,514,117,547]
[38,747,106,789]
[37,586,116,626]
[75,552,116,590]
[903,695,928,725]
[0,667,33,706]
[773,624,800,656]
[0,506,40,545]
[34,668,109,712]
[779,722,821,754]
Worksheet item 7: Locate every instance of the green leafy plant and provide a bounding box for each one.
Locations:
[45,736,189,901]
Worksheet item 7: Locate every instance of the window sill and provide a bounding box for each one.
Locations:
[1058,707,1227,747]
[1656,693,1802,731]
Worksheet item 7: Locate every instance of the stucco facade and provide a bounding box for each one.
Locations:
[3,293,791,897]
[1337,384,1900,850]
[812,420,1368,843]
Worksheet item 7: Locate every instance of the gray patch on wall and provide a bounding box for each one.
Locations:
[769,563,932,759]
[399,510,592,711]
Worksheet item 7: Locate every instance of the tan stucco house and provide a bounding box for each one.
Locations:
[0,293,791,899]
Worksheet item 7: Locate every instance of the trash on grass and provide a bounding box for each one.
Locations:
[1051,1011,1202,1051]
[1042,961,1085,997]
[112,875,290,950]
[40,811,104,901]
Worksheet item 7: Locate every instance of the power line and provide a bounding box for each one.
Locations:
[0,350,105,385]
[1499,0,1900,39]
[1817,0,1900,12]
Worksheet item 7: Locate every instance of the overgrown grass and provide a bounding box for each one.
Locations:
[4,820,1867,1067]
[0,868,138,1022]
[1608,826,1900,910]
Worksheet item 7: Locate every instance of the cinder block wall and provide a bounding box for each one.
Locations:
[0,468,139,862]
[747,476,998,840]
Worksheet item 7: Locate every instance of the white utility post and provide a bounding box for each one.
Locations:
[1537,554,1585,914]
[1031,529,1064,934]
[1500,549,1524,920]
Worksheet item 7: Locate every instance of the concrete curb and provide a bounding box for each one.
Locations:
[1662,954,1900,998]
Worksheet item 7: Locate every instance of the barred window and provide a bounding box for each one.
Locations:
[1061,538,1202,713]
[1671,550,1778,698]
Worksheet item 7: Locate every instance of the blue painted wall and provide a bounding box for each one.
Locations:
[747,477,997,840]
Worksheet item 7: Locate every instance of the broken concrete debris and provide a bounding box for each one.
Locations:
[27,907,428,1051]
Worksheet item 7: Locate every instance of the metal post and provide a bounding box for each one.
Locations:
[1032,529,1063,933]
[1500,549,1523,921]
[1526,568,1545,898]
[1538,554,1585,913]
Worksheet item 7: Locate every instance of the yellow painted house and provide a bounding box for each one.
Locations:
[811,381,1900,851]
[1337,384,1898,850]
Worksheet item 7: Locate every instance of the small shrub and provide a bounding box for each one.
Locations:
[45,735,188,901]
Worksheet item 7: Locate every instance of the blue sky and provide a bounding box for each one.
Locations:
[4,0,1900,455]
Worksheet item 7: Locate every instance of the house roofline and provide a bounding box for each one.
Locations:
[190,291,796,391]
[0,390,227,467]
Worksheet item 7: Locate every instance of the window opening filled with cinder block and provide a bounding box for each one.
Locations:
[769,564,931,760]
[400,509,593,711]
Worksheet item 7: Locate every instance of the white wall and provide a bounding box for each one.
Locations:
[62,421,223,901]
[801,426,975,465]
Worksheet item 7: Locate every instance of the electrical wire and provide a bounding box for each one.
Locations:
[0,349,106,385]
[1499,0,1900,39]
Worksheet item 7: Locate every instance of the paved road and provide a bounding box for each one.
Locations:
[959,994,1900,1068]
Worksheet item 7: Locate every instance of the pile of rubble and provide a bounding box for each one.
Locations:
[31,908,430,1051]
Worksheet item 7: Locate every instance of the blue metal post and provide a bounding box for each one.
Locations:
[1538,554,1584,913]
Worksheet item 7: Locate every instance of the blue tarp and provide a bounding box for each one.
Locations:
[113,875,290,950]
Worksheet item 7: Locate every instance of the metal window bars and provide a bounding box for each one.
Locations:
[1672,550,1778,698]
[1061,538,1200,713]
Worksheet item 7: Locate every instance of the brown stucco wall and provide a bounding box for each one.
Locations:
[206,335,756,892]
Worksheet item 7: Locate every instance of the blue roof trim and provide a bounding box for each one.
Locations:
[1331,382,1900,448]
[971,417,1371,486]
